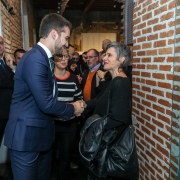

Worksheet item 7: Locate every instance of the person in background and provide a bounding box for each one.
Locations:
[4,13,84,180]
[67,59,77,74]
[76,51,88,77]
[67,52,83,84]
[72,52,80,63]
[14,48,26,65]
[82,51,87,63]
[0,36,14,180]
[102,39,111,52]
[67,52,79,74]
[99,39,111,59]
[68,44,75,60]
[0,36,14,143]
[53,47,83,180]
[84,42,132,180]
[71,51,89,83]
[81,49,101,101]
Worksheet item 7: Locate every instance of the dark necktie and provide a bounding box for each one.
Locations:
[49,57,54,77]
[49,57,55,97]
[0,59,6,71]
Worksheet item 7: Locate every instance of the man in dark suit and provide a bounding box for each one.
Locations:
[4,13,84,180]
[0,36,14,143]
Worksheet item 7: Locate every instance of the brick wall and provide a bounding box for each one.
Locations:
[132,0,176,179]
[0,0,35,56]
[1,0,22,55]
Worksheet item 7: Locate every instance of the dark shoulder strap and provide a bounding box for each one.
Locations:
[106,88,111,116]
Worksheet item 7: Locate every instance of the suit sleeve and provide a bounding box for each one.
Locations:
[22,53,74,120]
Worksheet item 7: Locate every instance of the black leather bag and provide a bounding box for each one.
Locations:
[88,128,117,178]
[79,114,107,167]
[106,126,139,179]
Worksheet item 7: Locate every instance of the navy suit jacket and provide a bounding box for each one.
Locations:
[4,44,74,151]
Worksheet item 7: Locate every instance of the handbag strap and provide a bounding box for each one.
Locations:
[106,88,111,116]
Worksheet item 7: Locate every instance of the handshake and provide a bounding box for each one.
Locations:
[71,100,87,116]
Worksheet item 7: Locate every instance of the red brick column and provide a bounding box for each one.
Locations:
[132,0,176,179]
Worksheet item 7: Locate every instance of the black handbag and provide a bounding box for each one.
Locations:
[79,114,107,167]
[106,126,139,179]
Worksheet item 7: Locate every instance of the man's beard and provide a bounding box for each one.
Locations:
[54,36,66,55]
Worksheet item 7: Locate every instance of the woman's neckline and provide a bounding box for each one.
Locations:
[55,71,70,80]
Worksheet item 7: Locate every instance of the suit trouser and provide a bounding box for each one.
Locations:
[9,148,52,180]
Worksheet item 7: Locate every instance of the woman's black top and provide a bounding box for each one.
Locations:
[86,76,132,132]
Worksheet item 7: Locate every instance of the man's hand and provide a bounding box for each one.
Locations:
[5,54,14,69]
[71,100,85,116]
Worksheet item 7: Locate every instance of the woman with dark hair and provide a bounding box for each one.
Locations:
[83,42,133,180]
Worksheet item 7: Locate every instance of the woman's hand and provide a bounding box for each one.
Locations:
[97,70,107,80]
[5,54,14,69]
[81,100,87,108]
[76,75,82,84]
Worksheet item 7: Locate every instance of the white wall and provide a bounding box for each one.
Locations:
[81,33,116,51]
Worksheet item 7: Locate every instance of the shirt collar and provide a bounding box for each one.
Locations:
[37,42,52,58]
[89,63,101,72]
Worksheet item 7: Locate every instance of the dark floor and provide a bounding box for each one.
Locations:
[0,125,88,180]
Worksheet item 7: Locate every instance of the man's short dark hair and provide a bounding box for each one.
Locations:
[73,52,79,56]
[39,13,72,39]
[14,49,26,58]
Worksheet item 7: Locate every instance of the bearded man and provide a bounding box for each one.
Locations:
[4,13,84,180]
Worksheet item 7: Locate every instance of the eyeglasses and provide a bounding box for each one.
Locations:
[87,56,97,59]
[55,54,69,60]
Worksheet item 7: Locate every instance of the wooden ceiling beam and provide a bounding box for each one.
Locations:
[82,0,95,14]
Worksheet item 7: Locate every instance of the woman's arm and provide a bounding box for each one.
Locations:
[85,98,97,111]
